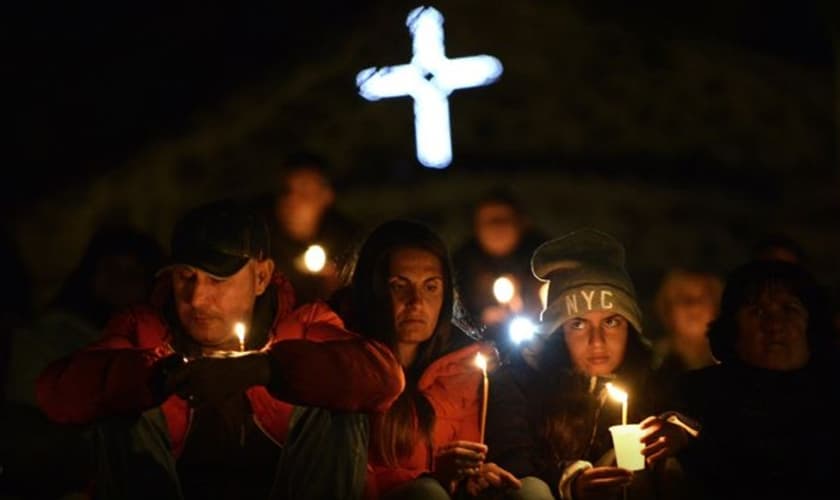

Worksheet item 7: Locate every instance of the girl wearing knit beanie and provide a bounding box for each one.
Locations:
[484,229,696,500]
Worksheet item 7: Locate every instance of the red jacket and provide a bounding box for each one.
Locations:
[367,340,496,497]
[37,274,404,457]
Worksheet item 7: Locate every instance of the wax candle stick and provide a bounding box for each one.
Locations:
[475,353,489,443]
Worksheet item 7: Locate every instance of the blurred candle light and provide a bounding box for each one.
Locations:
[303,244,327,273]
[508,315,536,344]
[606,382,628,425]
[234,322,246,352]
[475,352,489,443]
[493,276,515,305]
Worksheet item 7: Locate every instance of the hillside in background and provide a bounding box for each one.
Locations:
[7,0,839,309]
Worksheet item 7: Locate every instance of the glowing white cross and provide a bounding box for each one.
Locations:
[356,6,503,169]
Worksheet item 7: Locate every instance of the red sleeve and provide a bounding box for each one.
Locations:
[36,307,170,424]
[263,302,405,413]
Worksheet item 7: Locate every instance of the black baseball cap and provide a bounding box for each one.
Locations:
[166,199,270,279]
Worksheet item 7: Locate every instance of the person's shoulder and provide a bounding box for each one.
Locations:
[287,301,343,325]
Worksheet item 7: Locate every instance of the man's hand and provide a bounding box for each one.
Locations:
[150,353,188,401]
[639,415,690,466]
[171,352,271,407]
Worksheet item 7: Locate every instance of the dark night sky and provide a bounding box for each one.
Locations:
[7,1,835,212]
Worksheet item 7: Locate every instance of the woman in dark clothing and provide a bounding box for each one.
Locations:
[334,219,520,499]
[673,260,839,500]
[485,229,692,500]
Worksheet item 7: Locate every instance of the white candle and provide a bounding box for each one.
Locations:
[475,353,489,443]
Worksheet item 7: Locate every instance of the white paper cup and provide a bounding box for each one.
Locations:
[609,424,645,471]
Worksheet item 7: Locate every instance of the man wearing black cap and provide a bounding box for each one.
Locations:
[36,199,404,500]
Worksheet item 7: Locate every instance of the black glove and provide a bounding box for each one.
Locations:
[174,353,271,407]
[150,353,189,402]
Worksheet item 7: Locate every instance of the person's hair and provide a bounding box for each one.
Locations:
[344,219,457,467]
[535,325,652,460]
[276,151,332,192]
[473,187,525,223]
[707,260,832,366]
[751,233,806,263]
[653,268,724,331]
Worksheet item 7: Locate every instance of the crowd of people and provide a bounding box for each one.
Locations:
[2,160,838,500]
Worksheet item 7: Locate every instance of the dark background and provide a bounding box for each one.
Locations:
[6,0,840,309]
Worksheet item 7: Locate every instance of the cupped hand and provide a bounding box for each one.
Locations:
[464,462,522,496]
[433,440,488,489]
[573,466,632,500]
[639,415,690,466]
[172,352,270,407]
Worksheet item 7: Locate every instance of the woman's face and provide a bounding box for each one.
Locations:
[388,247,445,348]
[735,286,809,371]
[665,276,718,340]
[562,310,629,376]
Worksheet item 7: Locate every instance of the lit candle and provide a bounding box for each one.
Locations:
[492,276,515,305]
[303,244,327,273]
[234,322,246,352]
[606,382,628,425]
[475,353,489,443]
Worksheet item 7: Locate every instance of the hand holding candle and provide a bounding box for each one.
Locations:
[234,322,246,352]
[475,352,489,443]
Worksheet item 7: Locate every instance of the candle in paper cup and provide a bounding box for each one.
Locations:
[609,424,645,471]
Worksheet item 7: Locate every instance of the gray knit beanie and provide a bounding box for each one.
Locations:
[531,228,642,336]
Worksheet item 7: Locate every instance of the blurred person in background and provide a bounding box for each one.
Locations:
[453,189,546,356]
[261,151,361,305]
[2,223,164,499]
[750,233,805,265]
[651,268,723,385]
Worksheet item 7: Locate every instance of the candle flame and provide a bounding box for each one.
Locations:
[475,353,488,372]
[234,322,246,344]
[606,382,627,403]
[303,244,327,273]
[492,276,515,304]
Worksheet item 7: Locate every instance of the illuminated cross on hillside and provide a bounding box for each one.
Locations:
[356,6,503,169]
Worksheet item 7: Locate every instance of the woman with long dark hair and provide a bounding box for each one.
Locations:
[485,229,692,500]
[335,219,520,499]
